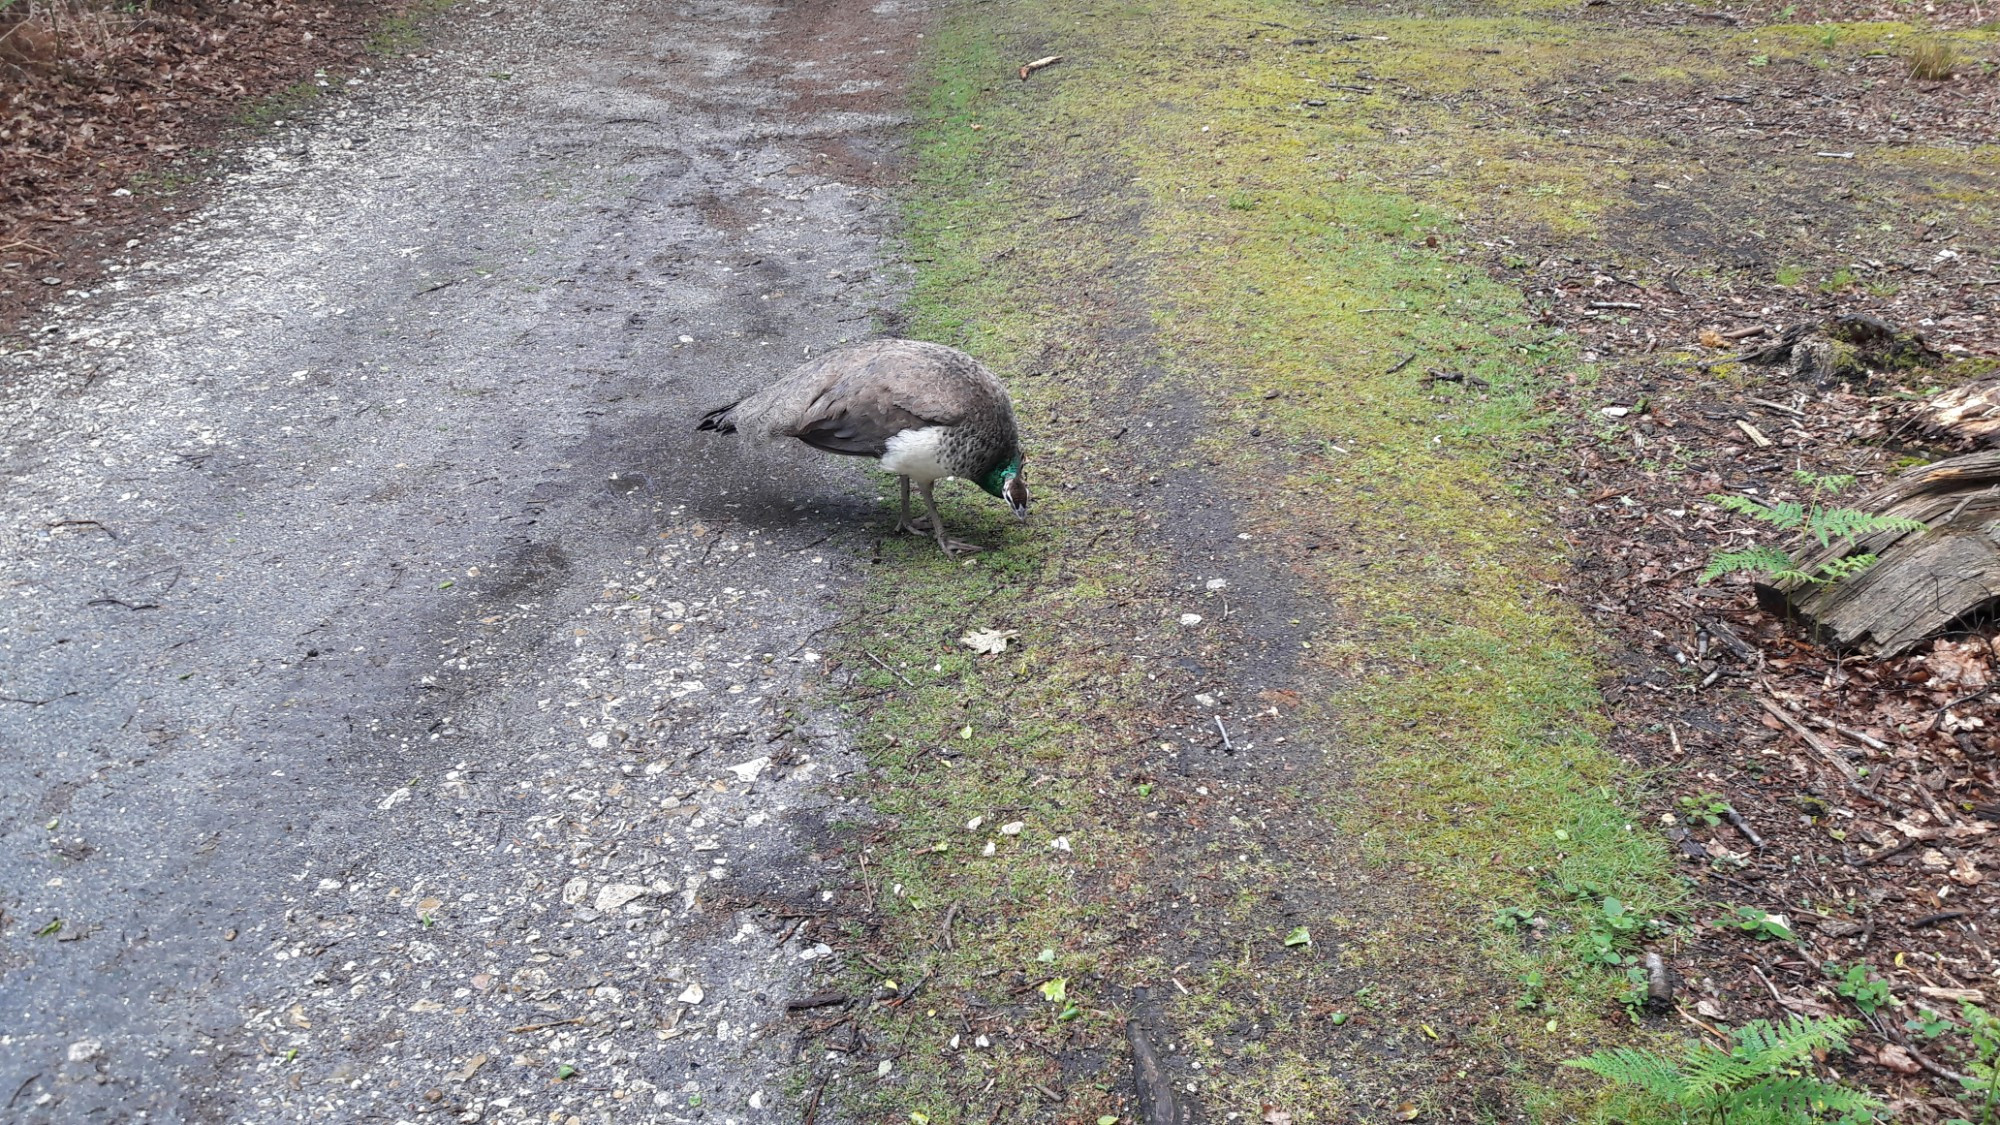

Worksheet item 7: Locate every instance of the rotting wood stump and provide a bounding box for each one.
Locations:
[1762,450,2000,655]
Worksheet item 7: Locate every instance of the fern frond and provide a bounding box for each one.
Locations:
[1813,555,1879,583]
[1796,470,1858,495]
[1763,500,1807,531]
[1678,1041,1770,1101]
[1733,1016,1859,1067]
[1709,493,1777,520]
[1564,1047,1688,1101]
[1718,1075,1882,1119]
[1702,546,1796,583]
[1806,508,1927,547]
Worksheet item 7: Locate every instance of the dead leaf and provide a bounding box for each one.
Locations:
[1875,1044,1922,1074]
[1927,640,1991,688]
[960,627,1019,655]
[287,1004,311,1029]
[454,1053,489,1082]
[1262,1105,1293,1125]
[1395,1102,1420,1121]
[1698,327,1728,349]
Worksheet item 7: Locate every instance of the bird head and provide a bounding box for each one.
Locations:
[981,454,1030,521]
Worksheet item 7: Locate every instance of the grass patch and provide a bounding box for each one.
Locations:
[822,0,1781,1117]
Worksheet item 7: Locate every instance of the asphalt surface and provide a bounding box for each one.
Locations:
[0,0,926,1118]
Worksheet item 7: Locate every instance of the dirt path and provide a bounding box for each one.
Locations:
[0,0,926,1118]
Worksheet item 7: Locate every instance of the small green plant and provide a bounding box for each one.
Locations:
[1582,896,1647,966]
[1775,264,1806,286]
[1678,793,1729,827]
[1824,962,1893,1014]
[1702,472,1928,587]
[1908,1010,1955,1041]
[1618,965,1654,1021]
[1951,1002,2000,1125]
[1568,1015,1881,1123]
[1517,969,1547,1011]
[1820,268,1858,293]
[1495,904,1538,931]
[1729,905,1797,942]
[1748,53,1771,67]
[1225,192,1256,211]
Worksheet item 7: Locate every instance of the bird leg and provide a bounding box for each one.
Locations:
[918,478,982,556]
[894,476,934,536]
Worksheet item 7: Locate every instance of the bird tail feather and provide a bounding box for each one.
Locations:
[696,400,742,433]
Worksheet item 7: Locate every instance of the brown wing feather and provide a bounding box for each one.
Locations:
[784,344,973,455]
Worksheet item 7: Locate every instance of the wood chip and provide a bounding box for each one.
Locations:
[1735,419,1772,447]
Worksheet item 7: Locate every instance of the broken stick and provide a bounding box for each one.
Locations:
[1019,55,1063,80]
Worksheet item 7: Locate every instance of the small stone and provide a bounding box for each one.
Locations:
[1194,693,1218,708]
[678,982,704,1005]
[561,878,591,905]
[965,816,983,832]
[1600,405,1630,418]
[876,1059,893,1077]
[67,1040,102,1063]
[1179,613,1203,627]
[594,883,647,912]
[1205,578,1227,590]
[999,821,1024,836]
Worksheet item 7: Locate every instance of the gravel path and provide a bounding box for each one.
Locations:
[0,0,923,1118]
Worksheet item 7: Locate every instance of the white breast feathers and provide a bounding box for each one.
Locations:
[880,426,954,483]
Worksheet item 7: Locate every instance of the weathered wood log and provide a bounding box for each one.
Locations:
[1921,376,2000,448]
[1765,450,2000,655]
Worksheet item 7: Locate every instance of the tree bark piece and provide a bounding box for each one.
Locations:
[1768,450,2000,655]
[1127,994,1188,1125]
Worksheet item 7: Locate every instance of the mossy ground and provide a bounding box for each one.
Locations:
[820,0,1993,1119]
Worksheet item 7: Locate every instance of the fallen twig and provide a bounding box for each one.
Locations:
[1722,805,1764,850]
[1019,55,1062,80]
[1758,698,1881,805]
[1214,715,1233,753]
[1909,910,1967,929]
[863,649,913,687]
[1853,838,1916,868]
[508,1017,585,1034]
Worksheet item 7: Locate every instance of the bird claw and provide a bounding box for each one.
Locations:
[937,539,985,557]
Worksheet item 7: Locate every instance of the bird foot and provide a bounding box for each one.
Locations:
[937,538,986,558]
[894,516,935,537]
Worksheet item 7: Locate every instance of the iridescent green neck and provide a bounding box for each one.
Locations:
[979,455,1022,498]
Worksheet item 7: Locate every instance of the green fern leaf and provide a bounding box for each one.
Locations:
[1763,500,1807,531]
[1733,1016,1858,1069]
[1678,1041,1769,1102]
[1702,546,1796,583]
[1710,493,1777,521]
[1719,1074,1882,1119]
[1806,507,1930,547]
[1563,1047,1688,1101]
